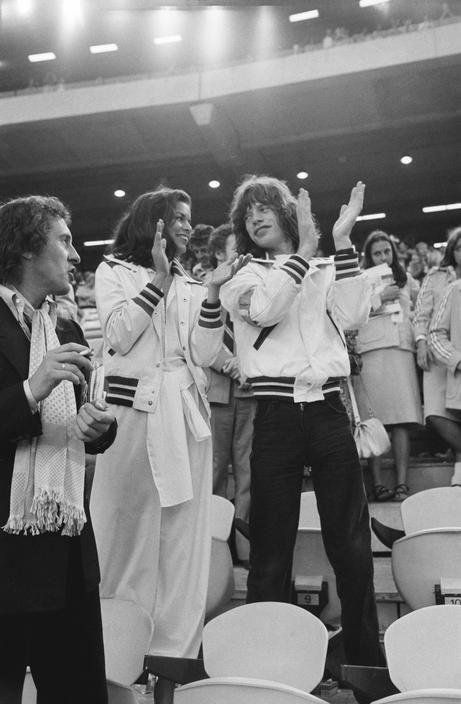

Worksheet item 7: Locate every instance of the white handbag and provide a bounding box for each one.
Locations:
[346,377,391,459]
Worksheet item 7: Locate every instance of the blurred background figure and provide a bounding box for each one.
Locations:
[356,230,422,502]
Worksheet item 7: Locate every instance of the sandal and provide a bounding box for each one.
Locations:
[392,483,409,502]
[373,484,395,502]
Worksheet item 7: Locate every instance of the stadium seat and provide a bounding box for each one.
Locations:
[401,487,461,534]
[373,605,461,704]
[392,528,461,610]
[100,597,154,704]
[174,601,328,703]
[205,495,235,620]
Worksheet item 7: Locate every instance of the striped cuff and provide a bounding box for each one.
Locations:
[334,248,360,280]
[280,255,310,284]
[132,283,164,315]
[199,300,222,329]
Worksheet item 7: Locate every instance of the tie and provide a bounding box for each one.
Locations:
[223,312,234,354]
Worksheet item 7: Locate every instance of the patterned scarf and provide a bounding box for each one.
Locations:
[3,302,86,536]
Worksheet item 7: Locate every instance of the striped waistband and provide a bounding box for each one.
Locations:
[246,376,343,400]
[105,375,138,407]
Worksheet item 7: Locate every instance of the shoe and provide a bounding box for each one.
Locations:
[374,484,395,502]
[392,483,409,502]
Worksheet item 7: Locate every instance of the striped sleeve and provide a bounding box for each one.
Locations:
[132,283,164,315]
[279,255,309,284]
[198,300,222,329]
[334,248,360,280]
[428,284,460,370]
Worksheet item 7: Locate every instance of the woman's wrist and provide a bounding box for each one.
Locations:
[152,272,168,289]
[206,283,220,303]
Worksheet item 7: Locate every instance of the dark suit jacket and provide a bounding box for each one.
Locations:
[0,299,116,614]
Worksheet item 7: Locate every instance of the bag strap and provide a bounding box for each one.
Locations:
[346,377,361,426]
[354,372,375,418]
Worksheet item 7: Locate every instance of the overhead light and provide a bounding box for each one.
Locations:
[423,203,461,213]
[154,34,182,45]
[16,0,33,17]
[90,43,118,54]
[359,0,390,7]
[114,189,126,198]
[28,52,56,63]
[433,242,446,249]
[297,171,309,180]
[400,155,413,165]
[356,212,386,221]
[208,180,220,189]
[289,10,319,22]
[84,239,114,247]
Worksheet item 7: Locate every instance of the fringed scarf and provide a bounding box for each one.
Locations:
[3,302,86,536]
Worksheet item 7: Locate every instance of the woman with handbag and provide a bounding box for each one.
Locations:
[356,231,423,501]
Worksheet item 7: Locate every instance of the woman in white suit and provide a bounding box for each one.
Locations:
[91,187,248,657]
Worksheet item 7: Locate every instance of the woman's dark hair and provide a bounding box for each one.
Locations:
[230,175,300,257]
[362,230,407,287]
[0,195,71,285]
[110,187,191,266]
[440,226,461,268]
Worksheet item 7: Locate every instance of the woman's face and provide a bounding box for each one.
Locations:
[165,200,192,256]
[370,239,393,267]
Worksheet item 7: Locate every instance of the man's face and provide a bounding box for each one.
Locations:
[191,243,209,263]
[244,202,288,255]
[30,217,80,297]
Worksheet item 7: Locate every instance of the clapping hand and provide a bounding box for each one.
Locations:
[208,254,252,290]
[332,181,365,250]
[151,219,170,275]
[296,188,318,260]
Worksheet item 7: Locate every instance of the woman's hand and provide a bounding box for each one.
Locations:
[151,219,170,275]
[296,188,317,260]
[416,339,431,371]
[332,181,365,250]
[380,284,400,302]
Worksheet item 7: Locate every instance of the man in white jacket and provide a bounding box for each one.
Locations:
[221,177,384,677]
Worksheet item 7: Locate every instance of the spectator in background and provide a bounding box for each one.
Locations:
[414,227,461,485]
[192,253,214,282]
[207,224,256,563]
[75,271,103,360]
[428,278,461,486]
[189,223,213,270]
[407,249,426,284]
[426,246,444,271]
[356,231,422,502]
[322,28,334,49]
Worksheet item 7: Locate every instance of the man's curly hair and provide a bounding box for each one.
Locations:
[0,195,71,284]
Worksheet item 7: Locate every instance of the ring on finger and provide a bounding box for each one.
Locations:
[62,363,66,370]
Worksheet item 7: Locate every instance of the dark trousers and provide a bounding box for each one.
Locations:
[0,571,107,704]
[247,393,384,667]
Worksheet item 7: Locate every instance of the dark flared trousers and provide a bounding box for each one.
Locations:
[247,393,384,667]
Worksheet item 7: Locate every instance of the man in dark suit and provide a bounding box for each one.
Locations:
[0,196,116,704]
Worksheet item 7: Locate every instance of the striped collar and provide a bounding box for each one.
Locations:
[103,254,199,283]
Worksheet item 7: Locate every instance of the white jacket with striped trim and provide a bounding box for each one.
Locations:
[220,248,372,403]
[95,255,223,414]
[429,279,461,410]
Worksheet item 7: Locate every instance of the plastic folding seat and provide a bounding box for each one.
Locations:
[373,605,461,704]
[391,528,461,610]
[401,487,461,533]
[174,601,328,703]
[206,495,235,621]
[100,597,154,704]
[293,491,341,624]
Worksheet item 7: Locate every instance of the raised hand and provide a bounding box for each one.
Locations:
[28,343,93,402]
[151,219,170,275]
[296,188,318,260]
[332,181,365,250]
[208,254,252,290]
